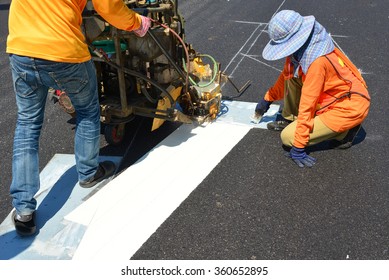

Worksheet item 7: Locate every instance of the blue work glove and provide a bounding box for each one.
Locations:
[286,146,316,168]
[255,98,272,117]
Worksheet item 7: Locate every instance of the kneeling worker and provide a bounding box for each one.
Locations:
[255,10,370,168]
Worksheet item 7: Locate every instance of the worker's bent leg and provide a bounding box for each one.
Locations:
[281,116,347,147]
[281,77,302,122]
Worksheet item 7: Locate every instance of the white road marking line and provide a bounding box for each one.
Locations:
[331,34,350,38]
[233,20,267,25]
[223,0,287,77]
[241,54,282,72]
[71,122,251,260]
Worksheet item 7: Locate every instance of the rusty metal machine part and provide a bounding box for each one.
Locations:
[82,0,222,145]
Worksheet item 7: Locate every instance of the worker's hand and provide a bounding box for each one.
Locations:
[286,146,316,168]
[133,16,151,37]
[255,98,272,118]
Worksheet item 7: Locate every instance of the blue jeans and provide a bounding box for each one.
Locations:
[9,54,101,215]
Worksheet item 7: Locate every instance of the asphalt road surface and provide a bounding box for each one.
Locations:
[0,0,388,259]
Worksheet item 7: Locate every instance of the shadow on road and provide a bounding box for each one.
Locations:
[0,166,77,260]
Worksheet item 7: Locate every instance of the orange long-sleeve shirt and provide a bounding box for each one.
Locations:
[265,48,370,148]
[6,0,141,63]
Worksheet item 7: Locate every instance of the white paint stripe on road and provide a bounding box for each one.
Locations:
[0,101,277,260]
[70,122,251,260]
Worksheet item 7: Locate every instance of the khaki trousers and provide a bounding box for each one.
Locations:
[280,78,347,147]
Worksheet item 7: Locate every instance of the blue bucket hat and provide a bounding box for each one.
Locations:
[262,10,315,61]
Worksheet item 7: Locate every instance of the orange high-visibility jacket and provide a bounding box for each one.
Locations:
[264,48,370,148]
[7,0,141,63]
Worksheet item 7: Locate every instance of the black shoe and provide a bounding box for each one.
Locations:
[79,161,116,188]
[330,124,362,149]
[12,211,36,237]
[267,120,291,131]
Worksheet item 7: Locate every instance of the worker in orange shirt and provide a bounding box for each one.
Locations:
[7,0,150,236]
[254,10,370,168]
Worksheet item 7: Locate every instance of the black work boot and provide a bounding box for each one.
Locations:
[79,161,116,188]
[12,211,36,237]
[330,124,362,149]
[267,113,292,131]
[267,120,291,131]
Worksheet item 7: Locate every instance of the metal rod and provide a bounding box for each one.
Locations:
[113,27,129,114]
[147,29,188,82]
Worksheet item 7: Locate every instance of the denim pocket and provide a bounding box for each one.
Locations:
[49,62,89,94]
[12,69,37,97]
